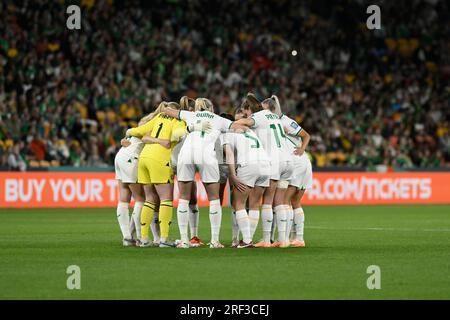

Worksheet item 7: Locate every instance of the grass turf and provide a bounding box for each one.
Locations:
[0,205,449,299]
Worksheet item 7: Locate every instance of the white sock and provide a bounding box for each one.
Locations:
[271,212,277,242]
[151,210,160,242]
[248,209,259,238]
[291,210,297,240]
[235,210,251,243]
[286,205,294,241]
[209,199,222,243]
[261,204,273,243]
[188,204,199,238]
[294,207,305,241]
[177,199,190,244]
[231,210,239,242]
[274,205,287,243]
[132,201,144,240]
[117,202,132,240]
[129,214,136,238]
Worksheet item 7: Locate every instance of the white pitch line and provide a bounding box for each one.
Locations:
[306,226,450,233]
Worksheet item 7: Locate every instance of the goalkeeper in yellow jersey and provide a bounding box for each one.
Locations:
[126,101,211,248]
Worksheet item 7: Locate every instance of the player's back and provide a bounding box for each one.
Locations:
[251,110,292,163]
[223,130,269,165]
[140,113,183,162]
[180,110,232,156]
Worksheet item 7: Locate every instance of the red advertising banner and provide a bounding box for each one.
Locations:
[0,172,223,208]
[0,172,449,208]
[302,172,450,205]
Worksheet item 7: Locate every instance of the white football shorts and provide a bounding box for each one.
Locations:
[236,161,271,188]
[114,150,139,184]
[289,155,313,190]
[269,160,294,181]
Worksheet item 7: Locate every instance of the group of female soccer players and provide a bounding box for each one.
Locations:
[114,93,312,249]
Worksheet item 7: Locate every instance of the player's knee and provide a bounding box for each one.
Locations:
[291,195,302,208]
[179,185,192,200]
[119,194,132,203]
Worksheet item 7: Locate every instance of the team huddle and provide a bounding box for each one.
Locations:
[114,93,312,249]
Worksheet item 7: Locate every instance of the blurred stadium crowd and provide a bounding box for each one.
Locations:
[0,0,449,171]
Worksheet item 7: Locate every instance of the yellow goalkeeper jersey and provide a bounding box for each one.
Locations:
[128,113,186,164]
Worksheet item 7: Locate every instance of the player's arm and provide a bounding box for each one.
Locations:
[230,118,253,131]
[162,106,181,120]
[223,143,247,192]
[126,117,156,138]
[171,121,187,143]
[294,128,311,156]
[171,121,212,142]
[142,134,171,149]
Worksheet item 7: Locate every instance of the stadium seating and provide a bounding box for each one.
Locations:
[0,0,448,170]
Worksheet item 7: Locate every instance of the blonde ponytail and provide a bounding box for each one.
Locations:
[180,96,195,111]
[167,102,181,110]
[195,98,213,112]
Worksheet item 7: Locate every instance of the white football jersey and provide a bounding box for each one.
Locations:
[280,114,310,165]
[251,110,292,163]
[118,136,144,158]
[178,110,232,163]
[222,130,269,166]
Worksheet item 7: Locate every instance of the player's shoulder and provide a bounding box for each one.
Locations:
[195,110,215,118]
[282,115,302,133]
[171,116,185,124]
[280,114,294,124]
[180,109,193,117]
[254,109,278,119]
[252,110,266,117]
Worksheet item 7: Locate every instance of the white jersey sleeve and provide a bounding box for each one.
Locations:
[218,116,232,132]
[250,111,266,130]
[221,132,234,147]
[280,115,303,148]
[221,132,236,154]
[282,115,303,136]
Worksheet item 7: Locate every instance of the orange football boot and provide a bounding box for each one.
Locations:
[290,240,306,247]
[189,236,204,247]
[254,241,272,248]
[272,241,291,248]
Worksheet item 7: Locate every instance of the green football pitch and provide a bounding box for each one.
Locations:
[1,205,449,299]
